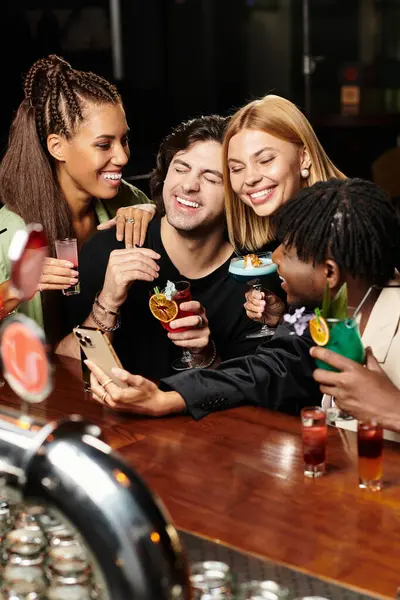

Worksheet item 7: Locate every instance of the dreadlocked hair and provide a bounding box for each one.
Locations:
[0,54,122,249]
[273,178,400,286]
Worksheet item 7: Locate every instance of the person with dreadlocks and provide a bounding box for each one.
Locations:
[85,177,400,419]
[0,55,155,339]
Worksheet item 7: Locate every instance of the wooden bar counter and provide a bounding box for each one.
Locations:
[1,357,399,599]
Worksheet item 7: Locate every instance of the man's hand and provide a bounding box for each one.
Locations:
[311,346,400,427]
[244,289,285,327]
[85,360,186,416]
[168,301,210,350]
[99,247,160,311]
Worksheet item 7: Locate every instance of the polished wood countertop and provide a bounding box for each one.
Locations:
[1,357,399,599]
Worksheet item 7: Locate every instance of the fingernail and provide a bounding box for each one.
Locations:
[111,367,126,378]
[64,261,74,267]
[169,322,176,329]
[260,301,266,309]
[117,235,123,242]
[71,270,79,277]
[70,278,78,284]
[310,347,316,356]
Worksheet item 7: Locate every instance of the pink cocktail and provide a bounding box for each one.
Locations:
[55,238,80,296]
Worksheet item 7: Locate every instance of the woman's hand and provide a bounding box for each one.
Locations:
[97,204,156,248]
[244,288,285,327]
[85,360,186,416]
[168,301,210,350]
[39,257,79,291]
[311,346,400,427]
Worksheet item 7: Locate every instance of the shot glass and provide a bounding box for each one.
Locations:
[55,238,80,296]
[301,407,327,478]
[357,420,383,491]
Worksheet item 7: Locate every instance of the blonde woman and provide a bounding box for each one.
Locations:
[223,94,346,322]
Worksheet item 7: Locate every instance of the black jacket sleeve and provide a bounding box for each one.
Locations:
[160,322,321,420]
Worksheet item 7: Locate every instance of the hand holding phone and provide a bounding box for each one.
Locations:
[73,326,128,388]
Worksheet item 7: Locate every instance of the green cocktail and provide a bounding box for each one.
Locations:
[315,317,365,372]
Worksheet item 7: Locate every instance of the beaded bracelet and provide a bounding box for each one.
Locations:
[91,305,121,332]
[199,340,217,369]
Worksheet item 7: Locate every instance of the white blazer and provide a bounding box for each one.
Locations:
[323,280,400,442]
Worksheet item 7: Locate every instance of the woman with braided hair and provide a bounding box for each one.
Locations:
[0,55,155,338]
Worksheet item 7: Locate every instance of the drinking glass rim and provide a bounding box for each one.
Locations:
[301,406,326,415]
[232,251,273,260]
[55,238,77,244]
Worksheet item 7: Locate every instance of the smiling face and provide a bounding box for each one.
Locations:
[48,102,130,201]
[162,140,225,232]
[227,128,310,217]
[272,243,332,308]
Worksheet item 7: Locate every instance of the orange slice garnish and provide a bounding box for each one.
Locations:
[149,293,178,323]
[309,316,330,346]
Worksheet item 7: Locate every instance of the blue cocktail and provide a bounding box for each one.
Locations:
[229,252,278,338]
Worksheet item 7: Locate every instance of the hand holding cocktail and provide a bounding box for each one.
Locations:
[149,280,212,371]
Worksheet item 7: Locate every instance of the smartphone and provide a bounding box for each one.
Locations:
[73,326,128,388]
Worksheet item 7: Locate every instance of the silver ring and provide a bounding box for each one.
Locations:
[101,390,109,403]
[197,315,204,328]
[101,378,113,389]
[126,218,135,224]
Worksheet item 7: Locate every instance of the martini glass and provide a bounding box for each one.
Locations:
[229,252,278,338]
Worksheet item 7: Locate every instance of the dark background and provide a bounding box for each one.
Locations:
[3,0,400,190]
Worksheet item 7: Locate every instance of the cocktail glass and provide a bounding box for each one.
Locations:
[54,238,80,296]
[151,281,205,371]
[358,420,383,491]
[301,406,327,478]
[228,252,278,338]
[314,317,365,372]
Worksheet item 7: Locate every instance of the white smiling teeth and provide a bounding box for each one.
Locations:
[177,197,199,208]
[103,173,122,180]
[250,189,273,199]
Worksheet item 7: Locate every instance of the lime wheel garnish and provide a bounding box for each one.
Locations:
[309,316,330,346]
[149,293,178,323]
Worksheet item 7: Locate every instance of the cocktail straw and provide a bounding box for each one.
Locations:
[352,286,373,320]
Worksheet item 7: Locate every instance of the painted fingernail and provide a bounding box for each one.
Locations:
[71,270,79,277]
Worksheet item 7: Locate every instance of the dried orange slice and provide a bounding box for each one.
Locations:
[149,293,178,323]
[309,316,330,346]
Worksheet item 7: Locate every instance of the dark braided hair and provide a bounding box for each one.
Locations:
[0,55,122,251]
[150,115,229,214]
[273,178,400,286]
[23,54,120,145]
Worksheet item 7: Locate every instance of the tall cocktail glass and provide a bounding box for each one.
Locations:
[54,238,80,296]
[358,420,383,491]
[301,407,327,478]
[314,317,365,372]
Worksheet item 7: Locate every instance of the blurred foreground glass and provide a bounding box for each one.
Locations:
[358,420,383,491]
[301,407,327,478]
[190,561,233,599]
[54,238,80,296]
[238,579,290,599]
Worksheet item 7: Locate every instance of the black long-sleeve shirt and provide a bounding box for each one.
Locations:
[160,319,321,420]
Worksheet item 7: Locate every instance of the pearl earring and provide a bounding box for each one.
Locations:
[301,168,310,179]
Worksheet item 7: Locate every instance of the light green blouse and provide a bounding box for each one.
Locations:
[0,180,152,329]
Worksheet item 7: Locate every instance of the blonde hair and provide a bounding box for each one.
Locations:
[223,95,346,251]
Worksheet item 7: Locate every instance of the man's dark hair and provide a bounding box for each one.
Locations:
[273,178,400,286]
[150,115,229,214]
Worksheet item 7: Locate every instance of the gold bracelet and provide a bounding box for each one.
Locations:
[94,292,119,316]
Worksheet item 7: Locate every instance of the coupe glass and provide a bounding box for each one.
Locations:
[228,252,278,338]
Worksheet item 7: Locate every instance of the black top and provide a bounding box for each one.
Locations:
[66,217,282,380]
[160,318,322,420]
